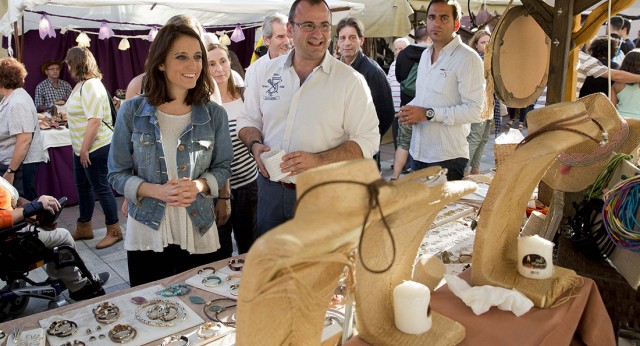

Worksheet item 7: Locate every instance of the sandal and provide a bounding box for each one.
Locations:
[502,119,515,130]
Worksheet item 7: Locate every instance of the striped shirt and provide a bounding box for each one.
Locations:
[387,60,402,112]
[221,98,258,189]
[66,79,113,155]
[535,51,607,108]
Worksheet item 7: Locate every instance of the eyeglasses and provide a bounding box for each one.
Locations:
[290,21,331,33]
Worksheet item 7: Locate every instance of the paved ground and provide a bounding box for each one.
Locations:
[3,122,506,319]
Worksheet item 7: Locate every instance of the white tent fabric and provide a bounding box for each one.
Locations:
[344,0,414,38]
[0,0,366,37]
[409,0,522,15]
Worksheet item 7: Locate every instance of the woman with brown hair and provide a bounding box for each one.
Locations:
[0,57,43,201]
[65,47,122,249]
[207,43,258,256]
[108,24,233,286]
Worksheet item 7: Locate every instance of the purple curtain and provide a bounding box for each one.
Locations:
[4,26,255,98]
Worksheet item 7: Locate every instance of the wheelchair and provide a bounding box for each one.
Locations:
[0,197,104,321]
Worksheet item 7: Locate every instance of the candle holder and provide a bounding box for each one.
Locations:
[354,166,474,345]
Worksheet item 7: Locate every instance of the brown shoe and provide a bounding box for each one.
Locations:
[70,221,94,241]
[96,223,123,249]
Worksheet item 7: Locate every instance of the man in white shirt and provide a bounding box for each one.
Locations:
[396,0,484,181]
[237,0,380,235]
[244,13,292,88]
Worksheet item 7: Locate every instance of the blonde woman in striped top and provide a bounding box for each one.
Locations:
[64,47,122,249]
[207,43,258,256]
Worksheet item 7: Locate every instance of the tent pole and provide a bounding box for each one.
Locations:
[21,16,25,63]
[13,23,21,62]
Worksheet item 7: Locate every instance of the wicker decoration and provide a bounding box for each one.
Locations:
[354,166,476,345]
[471,100,613,308]
[494,143,518,171]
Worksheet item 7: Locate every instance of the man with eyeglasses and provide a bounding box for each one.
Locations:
[337,17,394,170]
[238,0,380,235]
[34,61,72,113]
[395,0,484,181]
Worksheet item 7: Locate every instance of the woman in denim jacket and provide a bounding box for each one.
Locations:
[108,23,233,287]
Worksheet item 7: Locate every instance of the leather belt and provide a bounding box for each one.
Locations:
[280,182,296,190]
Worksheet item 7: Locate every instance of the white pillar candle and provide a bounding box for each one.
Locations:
[393,280,432,334]
[517,235,554,279]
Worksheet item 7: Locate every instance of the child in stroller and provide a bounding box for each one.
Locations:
[0,177,110,320]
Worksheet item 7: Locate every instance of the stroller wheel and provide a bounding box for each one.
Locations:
[0,280,30,321]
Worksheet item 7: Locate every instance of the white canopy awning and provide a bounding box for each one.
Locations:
[1,0,366,36]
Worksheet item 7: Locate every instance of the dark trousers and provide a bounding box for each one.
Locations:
[412,157,468,181]
[256,175,297,237]
[127,244,228,287]
[0,162,40,201]
[72,145,119,225]
[217,180,258,257]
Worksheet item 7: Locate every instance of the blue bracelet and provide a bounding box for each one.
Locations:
[156,284,190,297]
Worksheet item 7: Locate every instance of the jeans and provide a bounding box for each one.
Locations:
[217,180,258,257]
[467,119,492,170]
[256,175,297,237]
[412,157,468,181]
[73,145,119,225]
[0,162,40,201]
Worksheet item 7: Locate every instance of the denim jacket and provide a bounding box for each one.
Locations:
[107,96,233,235]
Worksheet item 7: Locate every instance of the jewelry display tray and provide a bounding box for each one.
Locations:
[185,264,240,299]
[39,285,204,345]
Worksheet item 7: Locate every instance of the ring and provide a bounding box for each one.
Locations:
[196,322,220,339]
[202,276,222,287]
[108,324,136,343]
[228,259,245,271]
[198,267,216,277]
[225,273,242,285]
[160,335,189,346]
[47,320,78,337]
[229,283,240,296]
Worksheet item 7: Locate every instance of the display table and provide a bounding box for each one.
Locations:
[36,128,78,205]
[345,269,615,346]
[0,256,245,345]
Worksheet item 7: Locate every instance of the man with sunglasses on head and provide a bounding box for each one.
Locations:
[238,0,380,236]
[395,0,484,181]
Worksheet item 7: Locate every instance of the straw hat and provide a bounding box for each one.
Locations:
[488,6,550,108]
[41,60,64,75]
[539,93,640,192]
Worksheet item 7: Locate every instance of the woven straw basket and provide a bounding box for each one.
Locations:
[494,143,518,170]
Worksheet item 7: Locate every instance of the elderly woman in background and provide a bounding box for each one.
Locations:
[207,43,258,257]
[65,47,122,250]
[108,24,233,287]
[0,57,44,200]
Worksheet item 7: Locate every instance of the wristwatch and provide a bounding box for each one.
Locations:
[248,140,262,152]
[425,108,435,121]
[5,167,17,174]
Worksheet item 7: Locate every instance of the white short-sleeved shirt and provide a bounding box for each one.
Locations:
[0,88,44,164]
[237,50,381,180]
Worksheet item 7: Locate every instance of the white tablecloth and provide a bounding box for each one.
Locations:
[40,127,71,162]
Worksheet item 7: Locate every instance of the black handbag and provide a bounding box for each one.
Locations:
[565,198,616,259]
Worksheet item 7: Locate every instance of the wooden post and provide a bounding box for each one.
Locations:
[546,0,575,105]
